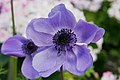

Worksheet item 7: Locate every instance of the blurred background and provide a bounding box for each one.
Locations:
[0,0,120,80]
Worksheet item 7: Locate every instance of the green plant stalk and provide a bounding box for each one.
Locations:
[60,66,64,80]
[8,57,17,80]
[8,0,17,80]
[11,0,16,35]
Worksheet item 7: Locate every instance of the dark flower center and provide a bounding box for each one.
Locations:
[22,39,38,54]
[53,28,77,53]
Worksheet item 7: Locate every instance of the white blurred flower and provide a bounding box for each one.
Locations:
[88,38,103,61]
[101,71,117,80]
[71,0,103,12]
[0,0,85,38]
[108,0,120,21]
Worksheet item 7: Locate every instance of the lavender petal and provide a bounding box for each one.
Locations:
[1,35,26,57]
[21,55,39,79]
[49,4,76,29]
[73,44,93,72]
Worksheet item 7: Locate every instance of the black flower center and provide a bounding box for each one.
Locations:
[53,28,77,53]
[22,39,38,54]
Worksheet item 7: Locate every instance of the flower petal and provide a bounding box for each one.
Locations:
[32,12,61,35]
[73,44,93,72]
[11,35,27,43]
[32,46,65,73]
[26,20,53,46]
[48,4,76,29]
[92,28,105,42]
[1,35,26,57]
[74,20,104,44]
[32,46,50,57]
[63,49,84,75]
[39,51,65,77]
[21,55,39,79]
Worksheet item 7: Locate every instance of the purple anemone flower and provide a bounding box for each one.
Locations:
[26,4,105,77]
[27,4,105,77]
[1,35,41,79]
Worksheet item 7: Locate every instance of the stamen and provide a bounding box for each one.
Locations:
[22,39,38,54]
[53,28,77,53]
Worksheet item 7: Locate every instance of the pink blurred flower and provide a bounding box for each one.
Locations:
[101,71,117,80]
[0,28,11,42]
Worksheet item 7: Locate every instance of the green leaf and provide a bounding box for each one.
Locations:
[85,66,95,77]
[88,43,98,49]
[0,54,9,65]
[42,72,60,80]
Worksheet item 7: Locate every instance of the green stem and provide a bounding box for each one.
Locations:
[60,66,64,80]
[8,57,17,80]
[8,0,17,80]
[11,0,16,35]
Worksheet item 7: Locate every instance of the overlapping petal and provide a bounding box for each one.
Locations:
[21,55,39,79]
[32,12,61,35]
[49,4,76,29]
[1,35,26,57]
[63,50,84,75]
[92,28,105,42]
[74,20,104,44]
[39,51,66,77]
[32,46,65,73]
[73,44,93,72]
[26,20,53,46]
